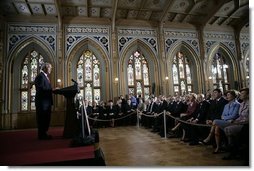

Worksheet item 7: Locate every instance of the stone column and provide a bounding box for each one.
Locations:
[111,31,119,101]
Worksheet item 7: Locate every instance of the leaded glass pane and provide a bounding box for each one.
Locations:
[187,85,192,92]
[85,83,93,102]
[77,63,84,87]
[94,89,100,102]
[21,65,29,89]
[136,81,142,96]
[128,88,134,95]
[93,64,100,87]
[225,84,229,91]
[31,85,36,110]
[186,64,191,84]
[246,57,249,86]
[179,54,185,79]
[39,55,44,67]
[127,64,134,86]
[144,87,150,100]
[173,64,178,84]
[30,56,38,81]
[21,91,28,111]
[217,60,222,78]
[174,86,179,92]
[85,58,92,81]
[181,81,186,93]
[135,58,142,80]
[143,63,149,85]
[223,64,228,83]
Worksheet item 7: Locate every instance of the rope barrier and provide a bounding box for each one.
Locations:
[164,112,211,127]
[87,111,136,122]
[164,111,248,127]
[83,110,248,128]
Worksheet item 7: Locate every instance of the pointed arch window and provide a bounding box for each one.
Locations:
[245,57,249,87]
[76,50,101,103]
[211,53,230,91]
[127,51,150,100]
[172,52,193,95]
[20,50,45,111]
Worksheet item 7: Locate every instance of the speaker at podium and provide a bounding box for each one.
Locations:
[53,79,80,138]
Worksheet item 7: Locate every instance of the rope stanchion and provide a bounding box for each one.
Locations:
[163,110,167,139]
[137,109,140,128]
[165,112,212,127]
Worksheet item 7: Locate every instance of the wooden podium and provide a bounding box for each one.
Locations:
[53,83,80,138]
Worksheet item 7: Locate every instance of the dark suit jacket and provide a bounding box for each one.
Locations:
[34,72,53,110]
[206,97,228,121]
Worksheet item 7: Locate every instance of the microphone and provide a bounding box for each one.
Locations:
[71,79,78,84]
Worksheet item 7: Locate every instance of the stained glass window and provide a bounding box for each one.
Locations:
[172,52,193,95]
[245,57,249,87]
[20,50,45,111]
[76,50,101,103]
[127,51,150,100]
[211,53,229,91]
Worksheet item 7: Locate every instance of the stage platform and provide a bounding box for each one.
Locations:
[0,127,105,166]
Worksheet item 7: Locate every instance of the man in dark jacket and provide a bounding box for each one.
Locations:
[34,62,53,140]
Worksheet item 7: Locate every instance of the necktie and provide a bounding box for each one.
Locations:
[46,76,50,83]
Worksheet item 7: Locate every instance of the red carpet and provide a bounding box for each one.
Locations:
[0,127,104,166]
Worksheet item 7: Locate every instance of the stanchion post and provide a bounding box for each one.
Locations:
[164,110,167,139]
[137,109,140,128]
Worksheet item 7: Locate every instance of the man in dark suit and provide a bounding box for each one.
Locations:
[34,62,53,140]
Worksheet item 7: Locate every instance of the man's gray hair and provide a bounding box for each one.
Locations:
[41,62,52,71]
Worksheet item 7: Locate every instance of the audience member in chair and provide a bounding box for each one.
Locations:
[198,88,228,144]
[223,88,249,160]
[203,90,240,153]
[170,93,198,140]
[187,93,210,145]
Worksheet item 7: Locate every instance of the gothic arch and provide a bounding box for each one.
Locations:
[67,38,111,101]
[166,41,203,95]
[240,48,250,87]
[119,39,159,96]
[207,43,239,90]
[5,37,56,113]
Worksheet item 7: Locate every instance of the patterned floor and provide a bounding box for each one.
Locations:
[98,126,248,166]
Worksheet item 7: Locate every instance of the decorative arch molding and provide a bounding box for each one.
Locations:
[119,39,160,96]
[206,43,239,89]
[164,29,200,56]
[7,24,57,56]
[65,25,110,58]
[204,32,236,58]
[117,27,158,58]
[5,37,55,117]
[66,38,111,101]
[240,33,249,59]
[166,41,203,94]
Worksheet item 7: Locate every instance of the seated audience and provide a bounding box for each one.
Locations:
[203,89,240,153]
[223,88,249,160]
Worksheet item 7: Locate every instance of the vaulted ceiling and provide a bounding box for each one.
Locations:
[0,0,249,30]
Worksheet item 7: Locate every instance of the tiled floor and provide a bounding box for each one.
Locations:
[98,126,249,166]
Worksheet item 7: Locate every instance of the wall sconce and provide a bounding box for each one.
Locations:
[57,79,62,87]
[114,77,119,84]
[208,76,212,80]
[165,76,169,80]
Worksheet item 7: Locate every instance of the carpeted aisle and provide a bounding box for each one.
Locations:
[0,127,104,166]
